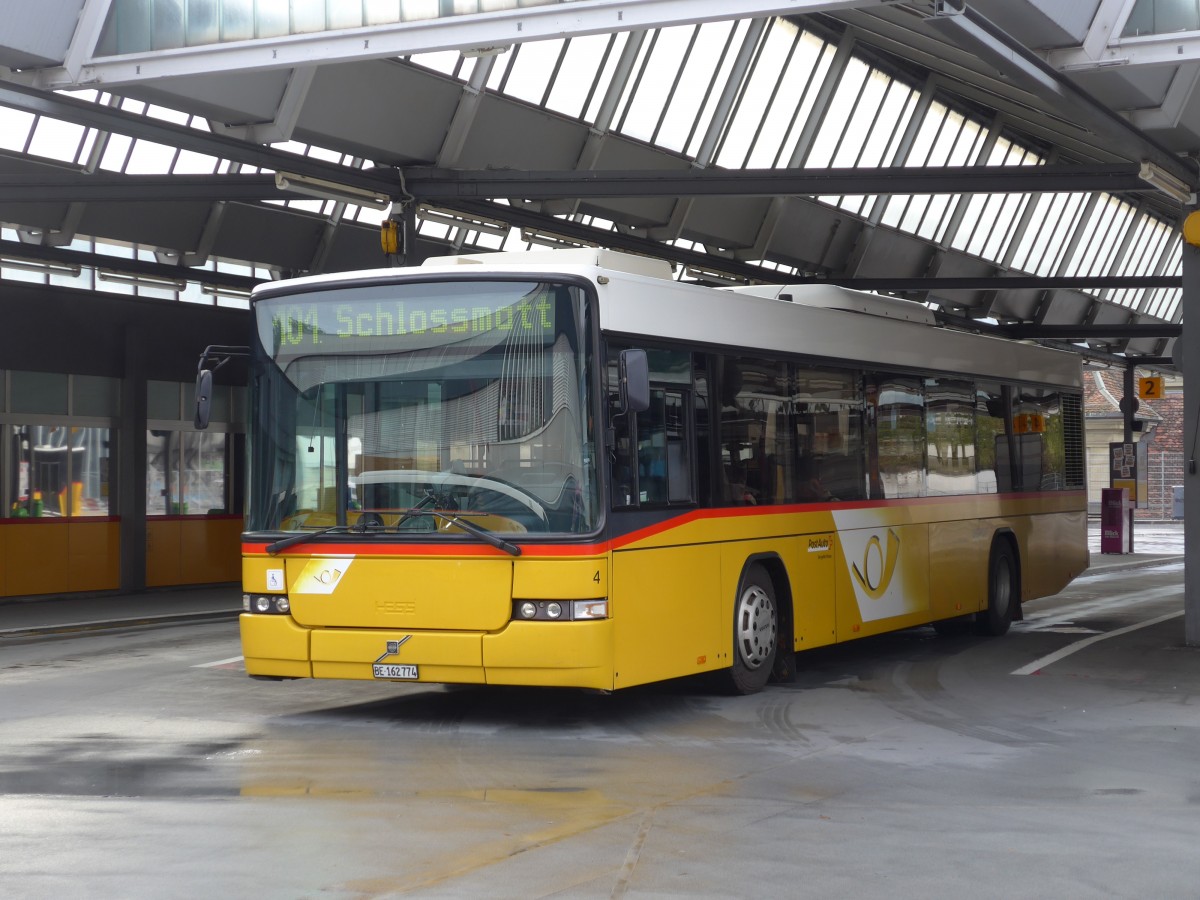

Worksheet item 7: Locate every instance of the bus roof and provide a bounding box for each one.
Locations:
[421,247,675,280]
[541,252,1082,390]
[253,248,1081,389]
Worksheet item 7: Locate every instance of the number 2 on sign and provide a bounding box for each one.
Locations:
[1138,376,1163,400]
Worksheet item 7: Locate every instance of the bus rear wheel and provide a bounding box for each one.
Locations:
[975,540,1017,637]
[725,563,778,695]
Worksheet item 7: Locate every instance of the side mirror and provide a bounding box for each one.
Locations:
[619,349,650,414]
[194,368,213,430]
[193,344,249,430]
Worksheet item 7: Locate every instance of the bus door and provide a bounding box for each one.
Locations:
[609,348,723,688]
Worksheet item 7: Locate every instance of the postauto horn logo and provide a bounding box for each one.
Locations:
[851,528,900,600]
[840,526,921,623]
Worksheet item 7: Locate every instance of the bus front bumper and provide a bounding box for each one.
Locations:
[240,614,615,690]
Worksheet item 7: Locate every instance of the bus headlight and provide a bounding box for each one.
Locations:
[510,599,608,621]
[573,600,608,620]
[247,594,292,615]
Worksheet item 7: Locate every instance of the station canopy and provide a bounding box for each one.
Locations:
[0,0,1197,364]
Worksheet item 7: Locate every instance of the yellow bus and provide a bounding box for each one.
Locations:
[198,248,1087,693]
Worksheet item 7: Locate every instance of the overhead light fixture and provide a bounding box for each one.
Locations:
[519,227,596,249]
[275,171,391,210]
[1,257,82,277]
[201,284,253,300]
[417,205,511,238]
[462,45,510,58]
[683,265,746,287]
[97,270,187,291]
[1138,161,1196,204]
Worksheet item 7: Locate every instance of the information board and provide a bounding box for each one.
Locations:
[1109,440,1148,508]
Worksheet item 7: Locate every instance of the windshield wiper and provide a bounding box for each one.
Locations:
[265,519,385,555]
[265,509,521,557]
[394,491,436,529]
[398,509,522,557]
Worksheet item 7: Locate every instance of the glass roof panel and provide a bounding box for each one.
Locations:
[125,138,179,173]
[1123,0,1200,37]
[26,117,87,163]
[717,21,830,169]
[545,35,612,119]
[681,21,749,159]
[0,108,35,153]
[98,133,135,171]
[583,32,630,125]
[171,147,221,174]
[619,27,693,145]
[500,39,565,107]
[0,13,1186,322]
[95,0,572,55]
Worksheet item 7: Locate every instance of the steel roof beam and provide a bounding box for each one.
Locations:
[1048,31,1200,71]
[0,239,261,292]
[399,164,1148,199]
[806,275,1182,291]
[997,323,1182,340]
[0,79,397,196]
[442,198,788,283]
[933,313,1182,350]
[0,173,282,203]
[0,164,1157,205]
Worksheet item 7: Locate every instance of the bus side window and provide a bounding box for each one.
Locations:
[607,351,637,507]
[717,355,791,506]
[925,377,976,496]
[693,361,710,507]
[869,373,925,499]
[636,389,692,504]
[790,364,864,503]
[976,382,1011,493]
[609,346,695,508]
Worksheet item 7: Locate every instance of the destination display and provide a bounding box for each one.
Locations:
[257,282,559,356]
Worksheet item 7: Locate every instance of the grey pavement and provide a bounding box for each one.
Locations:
[0,584,241,638]
[0,521,1185,638]
[1087,520,1185,570]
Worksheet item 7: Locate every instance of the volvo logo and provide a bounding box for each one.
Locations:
[375,635,412,663]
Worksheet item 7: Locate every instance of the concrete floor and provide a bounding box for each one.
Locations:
[0,525,1194,898]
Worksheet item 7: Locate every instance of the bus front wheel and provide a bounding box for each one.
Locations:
[725,563,778,695]
[975,540,1017,637]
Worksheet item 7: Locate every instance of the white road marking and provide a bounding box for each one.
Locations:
[1011,611,1183,676]
[193,655,245,668]
[1023,626,1103,635]
[1017,583,1182,626]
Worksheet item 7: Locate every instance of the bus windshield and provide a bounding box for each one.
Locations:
[247,279,598,538]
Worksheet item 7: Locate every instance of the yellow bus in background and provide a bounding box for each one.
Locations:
[199,248,1087,694]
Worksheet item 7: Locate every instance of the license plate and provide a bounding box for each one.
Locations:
[372,663,418,680]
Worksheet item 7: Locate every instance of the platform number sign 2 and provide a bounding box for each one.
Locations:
[1137,376,1163,400]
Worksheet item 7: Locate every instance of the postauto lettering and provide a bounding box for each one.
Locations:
[272,293,554,348]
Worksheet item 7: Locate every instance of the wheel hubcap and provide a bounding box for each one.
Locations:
[736,584,776,670]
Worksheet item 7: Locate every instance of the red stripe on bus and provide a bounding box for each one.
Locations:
[242,540,615,557]
[609,491,1084,548]
[243,490,1083,558]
